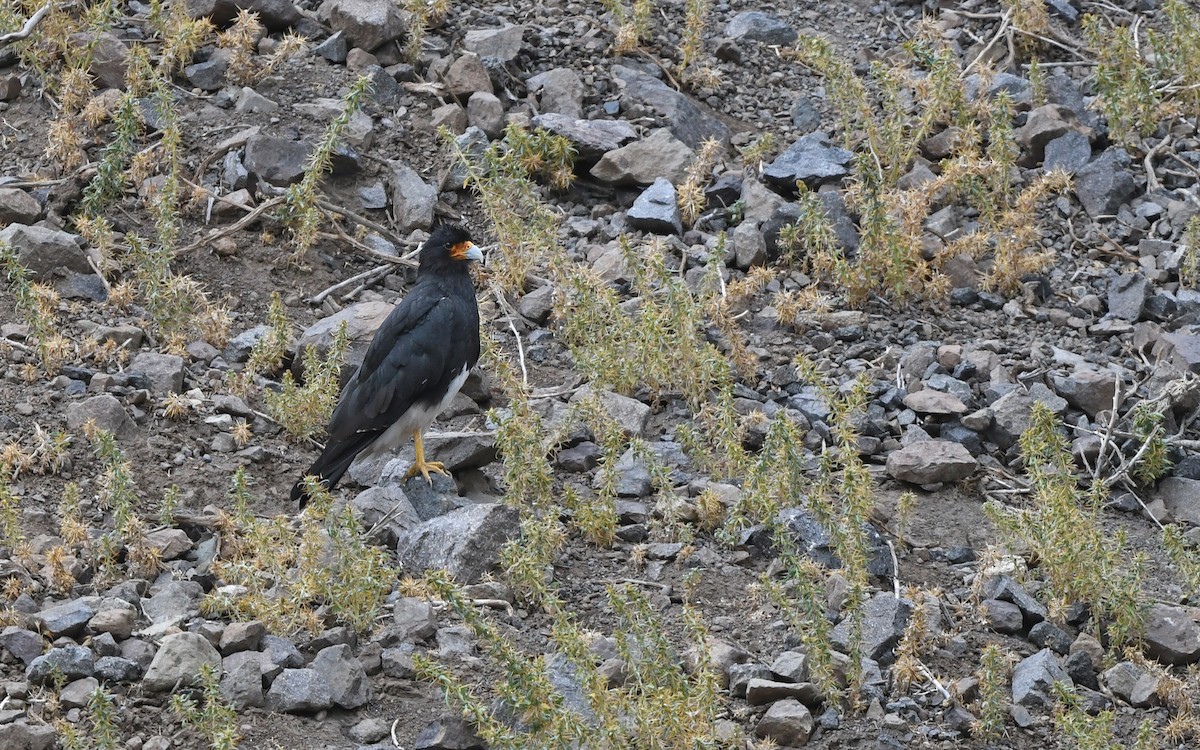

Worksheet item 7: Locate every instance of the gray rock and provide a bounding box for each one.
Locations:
[903,390,968,415]
[987,389,1061,449]
[755,698,813,747]
[27,645,94,684]
[1102,660,1145,703]
[390,162,437,232]
[235,86,278,113]
[745,678,823,707]
[981,576,1047,623]
[1044,131,1091,173]
[0,224,92,281]
[298,300,392,379]
[1017,104,1087,165]
[612,65,731,148]
[885,440,977,484]
[466,92,505,139]
[185,57,228,90]
[772,507,893,577]
[627,177,682,235]
[570,386,650,437]
[1159,331,1200,375]
[0,722,55,750]
[531,114,638,162]
[414,715,484,750]
[143,580,204,626]
[382,644,416,678]
[1156,478,1200,525]
[219,620,265,655]
[463,25,524,63]
[311,643,371,709]
[0,627,44,665]
[964,72,1033,106]
[220,654,265,709]
[396,503,520,583]
[59,676,100,708]
[980,599,1024,634]
[128,352,185,393]
[431,102,467,134]
[831,593,912,665]
[373,465,467,520]
[444,127,490,189]
[1107,273,1150,321]
[763,133,854,191]
[143,632,221,692]
[1076,148,1138,217]
[1029,621,1073,655]
[393,597,437,642]
[0,188,41,224]
[527,68,584,118]
[724,11,798,45]
[1012,648,1072,708]
[516,284,555,323]
[82,32,128,89]
[1143,603,1200,665]
[35,599,95,638]
[444,52,492,97]
[88,601,137,640]
[266,668,334,713]
[729,662,771,698]
[244,135,309,186]
[730,221,767,269]
[322,0,408,50]
[184,0,301,29]
[591,129,695,186]
[314,31,349,62]
[351,484,421,547]
[770,651,808,683]
[66,396,135,436]
[350,717,392,744]
[94,655,140,683]
[1050,368,1119,417]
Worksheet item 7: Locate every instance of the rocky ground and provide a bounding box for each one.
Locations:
[3,0,1200,748]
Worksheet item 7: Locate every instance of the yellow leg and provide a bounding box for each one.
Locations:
[402,431,450,484]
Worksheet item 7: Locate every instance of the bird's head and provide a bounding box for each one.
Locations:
[419,224,483,276]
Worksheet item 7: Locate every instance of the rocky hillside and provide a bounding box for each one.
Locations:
[2,0,1200,748]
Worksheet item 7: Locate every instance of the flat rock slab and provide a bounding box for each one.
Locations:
[142,632,221,692]
[885,440,978,484]
[764,133,854,191]
[1144,603,1200,665]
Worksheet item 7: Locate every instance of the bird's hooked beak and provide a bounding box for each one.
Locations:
[452,241,485,264]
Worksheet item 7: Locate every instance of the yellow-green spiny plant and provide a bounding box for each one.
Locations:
[444,122,573,293]
[202,475,397,634]
[169,663,241,750]
[1,243,73,375]
[281,74,373,257]
[265,320,350,442]
[983,403,1146,647]
[415,570,738,750]
[217,9,305,86]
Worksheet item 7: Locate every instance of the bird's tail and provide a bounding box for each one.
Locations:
[290,431,380,507]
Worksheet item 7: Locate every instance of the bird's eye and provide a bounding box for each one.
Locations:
[450,241,474,260]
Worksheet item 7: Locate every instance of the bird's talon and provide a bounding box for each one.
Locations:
[404,460,450,485]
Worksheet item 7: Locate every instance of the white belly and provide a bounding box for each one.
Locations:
[360,366,471,459]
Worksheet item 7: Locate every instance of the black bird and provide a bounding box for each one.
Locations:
[291,224,483,506]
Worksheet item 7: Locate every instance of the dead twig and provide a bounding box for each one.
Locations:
[307,263,392,305]
[0,2,51,45]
